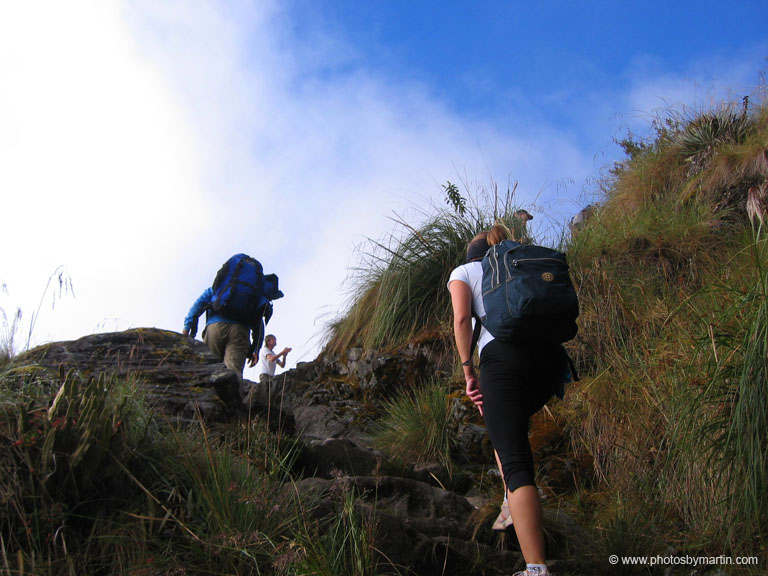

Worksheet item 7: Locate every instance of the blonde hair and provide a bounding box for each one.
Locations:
[486,223,511,246]
[466,223,511,261]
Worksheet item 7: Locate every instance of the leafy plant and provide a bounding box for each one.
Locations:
[673,104,754,160]
[443,181,467,216]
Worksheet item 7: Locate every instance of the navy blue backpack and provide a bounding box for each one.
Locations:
[479,240,579,344]
[210,254,284,345]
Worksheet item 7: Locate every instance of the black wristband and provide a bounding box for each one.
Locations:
[461,360,471,366]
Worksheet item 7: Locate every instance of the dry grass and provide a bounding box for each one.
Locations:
[561,93,768,564]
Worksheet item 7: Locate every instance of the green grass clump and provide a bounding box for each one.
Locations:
[1,369,159,574]
[370,377,458,472]
[290,488,394,576]
[664,229,768,550]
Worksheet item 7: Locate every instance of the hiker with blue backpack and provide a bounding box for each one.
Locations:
[183,254,284,395]
[447,223,578,576]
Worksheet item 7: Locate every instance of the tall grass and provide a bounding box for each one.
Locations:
[370,377,458,472]
[1,369,157,574]
[324,184,530,354]
[0,266,73,362]
[325,209,480,354]
[665,229,768,550]
[290,488,395,576]
[0,307,22,365]
[562,92,768,565]
[144,423,302,573]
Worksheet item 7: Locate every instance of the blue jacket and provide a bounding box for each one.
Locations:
[184,287,267,356]
[183,287,238,334]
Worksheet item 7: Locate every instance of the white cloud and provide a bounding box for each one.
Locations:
[1,1,204,343]
[619,50,767,141]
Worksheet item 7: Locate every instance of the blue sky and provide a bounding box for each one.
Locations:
[291,1,766,134]
[1,0,766,375]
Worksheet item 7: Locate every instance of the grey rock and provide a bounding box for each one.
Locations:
[292,475,518,576]
[18,328,240,424]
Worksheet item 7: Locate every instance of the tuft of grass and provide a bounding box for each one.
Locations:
[370,377,457,473]
[595,501,660,576]
[288,487,397,576]
[148,418,304,573]
[0,363,310,575]
[0,266,74,361]
[674,104,753,156]
[325,208,480,354]
[0,306,22,365]
[1,368,157,574]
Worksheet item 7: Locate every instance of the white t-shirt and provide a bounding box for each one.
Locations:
[447,261,494,354]
[258,345,277,377]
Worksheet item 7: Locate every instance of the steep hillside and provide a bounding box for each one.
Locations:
[561,96,768,565]
[324,92,768,571]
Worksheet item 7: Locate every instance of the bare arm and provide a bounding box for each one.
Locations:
[267,347,292,368]
[448,279,483,413]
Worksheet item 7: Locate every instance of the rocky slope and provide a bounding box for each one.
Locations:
[21,327,578,575]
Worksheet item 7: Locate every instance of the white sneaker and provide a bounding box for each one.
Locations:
[512,569,550,576]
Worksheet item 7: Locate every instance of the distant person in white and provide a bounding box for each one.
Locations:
[257,334,291,382]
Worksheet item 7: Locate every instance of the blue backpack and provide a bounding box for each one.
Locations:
[211,254,284,328]
[479,240,579,344]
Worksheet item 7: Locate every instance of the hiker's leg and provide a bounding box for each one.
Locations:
[491,449,513,531]
[222,323,251,376]
[508,485,546,565]
[480,341,539,495]
[202,322,226,360]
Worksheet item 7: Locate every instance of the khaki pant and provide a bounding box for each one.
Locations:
[202,321,251,377]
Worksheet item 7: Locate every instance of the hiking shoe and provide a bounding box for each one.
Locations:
[491,499,513,531]
[512,569,550,576]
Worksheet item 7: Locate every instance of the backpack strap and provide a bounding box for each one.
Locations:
[469,311,482,360]
[250,317,265,357]
[566,351,579,382]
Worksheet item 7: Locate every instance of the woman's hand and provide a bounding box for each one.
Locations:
[465,373,483,415]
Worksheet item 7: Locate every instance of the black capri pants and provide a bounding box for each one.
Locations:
[479,338,566,493]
